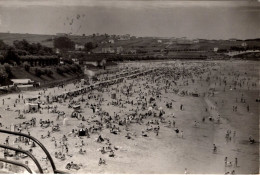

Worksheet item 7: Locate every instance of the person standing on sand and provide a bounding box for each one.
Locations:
[235,158,238,167]
[213,144,217,153]
[225,157,227,166]
[180,104,183,111]
[184,168,188,174]
[181,131,183,138]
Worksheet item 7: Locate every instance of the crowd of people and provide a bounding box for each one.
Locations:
[0,60,258,174]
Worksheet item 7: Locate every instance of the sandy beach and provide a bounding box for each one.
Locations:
[0,60,259,174]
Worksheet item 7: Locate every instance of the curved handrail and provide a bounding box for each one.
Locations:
[0,129,64,173]
[0,144,43,173]
[0,158,33,174]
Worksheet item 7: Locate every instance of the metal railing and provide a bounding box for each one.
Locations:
[0,129,67,174]
[0,158,33,174]
[0,143,43,173]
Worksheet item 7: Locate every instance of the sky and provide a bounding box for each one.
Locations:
[0,0,259,39]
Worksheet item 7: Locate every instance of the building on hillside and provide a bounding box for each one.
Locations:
[108,39,115,44]
[123,49,137,55]
[229,38,237,42]
[102,47,115,54]
[157,40,162,43]
[11,79,40,89]
[176,38,193,45]
[75,44,85,51]
[101,41,108,44]
[164,41,173,45]
[55,48,60,54]
[11,79,34,86]
[72,58,79,64]
[116,46,124,54]
[241,42,247,47]
[118,34,130,40]
[129,49,137,54]
[198,39,208,43]
[193,39,200,43]
[214,47,219,52]
[83,57,107,69]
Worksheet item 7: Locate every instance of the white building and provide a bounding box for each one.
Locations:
[193,39,200,43]
[118,34,130,40]
[214,47,219,52]
[129,49,137,54]
[108,39,115,44]
[116,46,124,54]
[241,42,247,47]
[75,44,85,51]
[11,79,34,86]
[72,58,79,64]
[55,48,60,54]
[102,47,115,53]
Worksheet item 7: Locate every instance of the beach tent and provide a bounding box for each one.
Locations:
[78,129,86,136]
[26,103,39,112]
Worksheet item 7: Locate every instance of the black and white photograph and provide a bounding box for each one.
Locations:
[0,0,259,174]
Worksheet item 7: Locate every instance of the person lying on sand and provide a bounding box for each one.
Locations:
[109,150,115,157]
[142,131,148,137]
[213,144,217,153]
[98,158,106,166]
[125,133,131,139]
[249,136,255,144]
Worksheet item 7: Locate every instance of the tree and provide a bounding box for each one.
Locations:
[53,37,75,50]
[13,39,29,51]
[13,39,54,55]
[0,40,8,50]
[4,48,20,65]
[0,68,8,85]
[4,63,12,78]
[46,69,53,77]
[56,67,64,75]
[24,63,30,72]
[84,42,94,52]
[35,68,43,77]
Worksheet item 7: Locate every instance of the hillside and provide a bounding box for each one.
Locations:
[0,65,83,87]
[0,33,54,48]
[1,32,260,57]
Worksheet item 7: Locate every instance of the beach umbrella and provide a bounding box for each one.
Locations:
[148,107,153,111]
[159,107,163,111]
